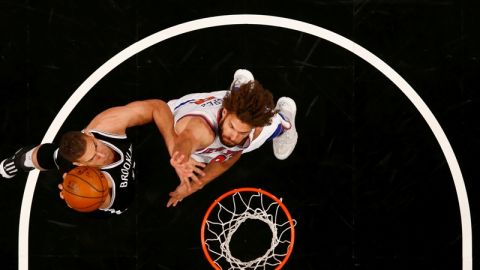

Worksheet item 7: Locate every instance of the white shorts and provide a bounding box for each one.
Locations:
[243,113,283,154]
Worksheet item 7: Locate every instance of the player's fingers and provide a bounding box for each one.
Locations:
[174,198,182,207]
[176,154,185,163]
[193,167,206,176]
[181,162,194,170]
[172,151,180,160]
[170,158,179,167]
[193,161,206,168]
[189,174,199,182]
[190,174,202,185]
[170,152,184,165]
[179,165,193,173]
[167,192,178,205]
[167,195,181,207]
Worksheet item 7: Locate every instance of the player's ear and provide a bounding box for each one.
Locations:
[222,108,227,117]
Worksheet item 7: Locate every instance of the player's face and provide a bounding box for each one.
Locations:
[219,109,253,147]
[75,136,112,167]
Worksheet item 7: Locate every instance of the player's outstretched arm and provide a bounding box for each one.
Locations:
[169,116,214,189]
[196,151,242,185]
[166,152,241,207]
[85,99,177,152]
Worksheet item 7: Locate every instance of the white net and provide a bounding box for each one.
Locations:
[203,190,296,270]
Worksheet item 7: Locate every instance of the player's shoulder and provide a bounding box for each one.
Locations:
[85,129,127,140]
[175,114,215,143]
[180,90,227,100]
[176,114,213,130]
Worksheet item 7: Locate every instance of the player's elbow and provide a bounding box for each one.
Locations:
[128,99,167,109]
[142,99,168,109]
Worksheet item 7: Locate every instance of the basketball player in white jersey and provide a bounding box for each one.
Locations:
[167,69,298,207]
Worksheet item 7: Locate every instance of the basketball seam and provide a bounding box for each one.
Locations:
[91,168,107,191]
[62,189,106,199]
[66,172,106,193]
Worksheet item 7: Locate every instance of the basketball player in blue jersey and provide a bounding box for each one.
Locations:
[167,69,298,207]
[0,99,191,214]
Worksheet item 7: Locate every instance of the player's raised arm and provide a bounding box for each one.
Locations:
[167,151,241,207]
[169,115,215,188]
[85,99,176,152]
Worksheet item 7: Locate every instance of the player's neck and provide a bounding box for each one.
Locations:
[105,150,118,165]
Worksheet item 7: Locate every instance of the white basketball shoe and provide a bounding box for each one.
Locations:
[230,69,254,90]
[273,97,298,160]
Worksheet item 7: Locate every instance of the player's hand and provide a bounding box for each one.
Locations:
[58,183,72,209]
[58,183,65,200]
[170,151,205,189]
[58,173,67,200]
[170,152,193,190]
[58,173,73,209]
[185,158,206,185]
[167,182,191,207]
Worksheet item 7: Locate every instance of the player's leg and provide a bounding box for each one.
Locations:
[230,69,254,90]
[243,99,297,160]
[1,143,59,179]
[1,146,36,179]
[229,69,298,159]
[243,113,283,154]
[272,97,298,160]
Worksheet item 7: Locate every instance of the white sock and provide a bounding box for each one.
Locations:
[278,113,291,130]
[281,119,291,130]
[23,149,35,168]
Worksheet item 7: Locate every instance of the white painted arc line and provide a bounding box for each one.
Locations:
[18,14,471,270]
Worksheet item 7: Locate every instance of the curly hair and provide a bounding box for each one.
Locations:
[222,80,276,127]
[59,131,88,162]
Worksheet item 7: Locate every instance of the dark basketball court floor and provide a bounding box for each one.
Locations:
[1,1,479,270]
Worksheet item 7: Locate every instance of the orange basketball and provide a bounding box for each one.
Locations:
[62,166,110,212]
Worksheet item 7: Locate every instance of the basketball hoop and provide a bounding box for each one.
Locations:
[201,187,296,270]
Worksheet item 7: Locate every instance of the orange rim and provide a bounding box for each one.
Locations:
[201,187,295,270]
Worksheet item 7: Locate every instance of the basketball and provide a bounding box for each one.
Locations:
[62,166,110,212]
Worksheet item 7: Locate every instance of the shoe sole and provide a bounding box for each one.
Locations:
[273,97,298,160]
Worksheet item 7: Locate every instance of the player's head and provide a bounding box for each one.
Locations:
[220,80,276,147]
[59,131,111,166]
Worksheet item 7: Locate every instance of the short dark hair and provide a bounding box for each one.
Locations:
[222,80,276,127]
[59,131,88,162]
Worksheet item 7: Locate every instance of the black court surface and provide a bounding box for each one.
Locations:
[1,1,479,270]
